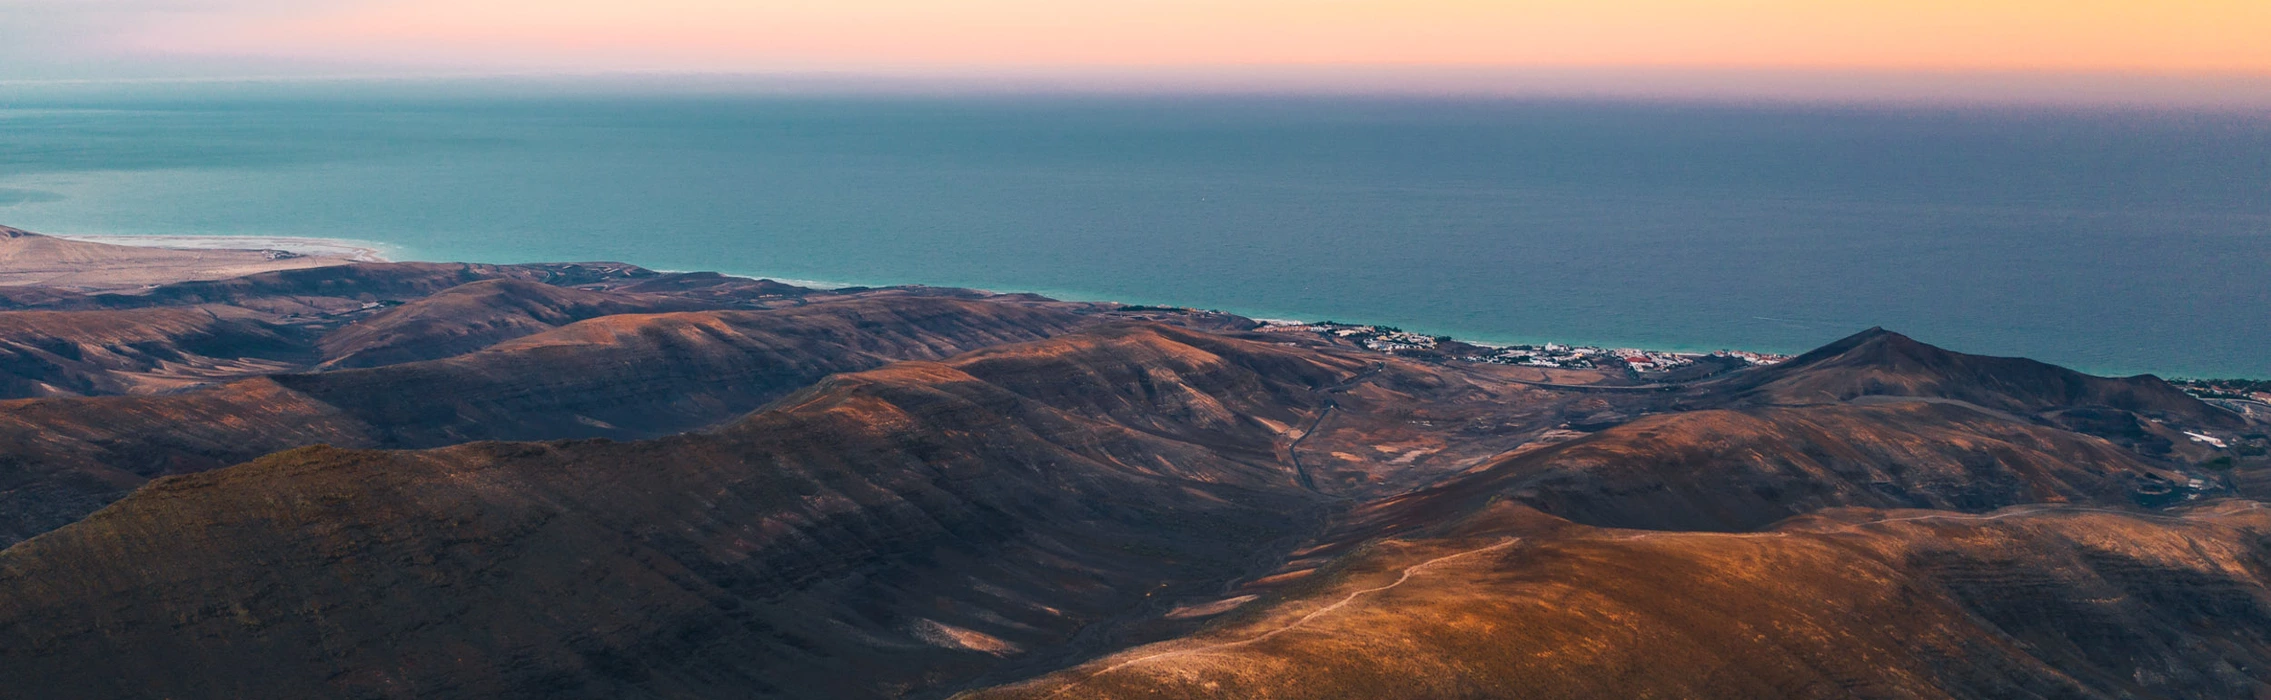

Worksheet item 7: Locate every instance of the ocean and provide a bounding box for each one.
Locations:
[2,83,2267,377]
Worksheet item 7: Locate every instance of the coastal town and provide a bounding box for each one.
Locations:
[2175,378,2271,422]
[1254,320,1790,374]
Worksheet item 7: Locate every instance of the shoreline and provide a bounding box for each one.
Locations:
[41,233,2267,383]
[55,234,393,263]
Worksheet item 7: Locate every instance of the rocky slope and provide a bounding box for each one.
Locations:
[1712,328,2245,457]
[0,237,2265,699]
[0,318,2259,699]
[0,325,1363,699]
[975,502,2271,700]
[0,295,1100,548]
[0,378,376,545]
[273,294,1100,446]
[315,278,728,368]
[1356,401,2184,535]
[76,260,657,314]
[0,306,311,397]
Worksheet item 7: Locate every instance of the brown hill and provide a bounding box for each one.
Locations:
[0,295,1097,548]
[975,501,2271,699]
[0,306,311,397]
[274,294,1097,445]
[78,260,657,315]
[1704,328,2251,462]
[315,278,724,368]
[0,266,820,392]
[1720,328,2243,428]
[3,322,2237,699]
[0,379,374,545]
[617,271,812,301]
[0,254,2263,700]
[1358,401,2185,535]
[0,285,87,310]
[0,324,1370,699]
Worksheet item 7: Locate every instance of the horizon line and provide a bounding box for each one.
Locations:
[8,67,2271,110]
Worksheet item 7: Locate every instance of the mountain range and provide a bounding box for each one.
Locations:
[0,229,2263,699]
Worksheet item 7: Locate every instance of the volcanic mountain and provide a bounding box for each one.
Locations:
[0,241,2263,699]
[1719,328,2212,417]
[976,502,2271,700]
[313,278,726,368]
[0,325,1357,698]
[1711,327,2243,457]
[1356,400,2181,535]
[0,306,310,397]
[0,294,1100,546]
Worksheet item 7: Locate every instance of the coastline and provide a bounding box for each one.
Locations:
[32,232,2264,384]
[56,234,393,263]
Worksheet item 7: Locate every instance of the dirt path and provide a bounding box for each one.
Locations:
[1285,362,1385,494]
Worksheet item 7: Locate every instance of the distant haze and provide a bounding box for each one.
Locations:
[4,0,2270,105]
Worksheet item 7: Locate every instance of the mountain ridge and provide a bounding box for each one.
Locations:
[0,240,2263,698]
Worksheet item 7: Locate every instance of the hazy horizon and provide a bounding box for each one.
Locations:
[8,68,2271,112]
[6,1,2270,107]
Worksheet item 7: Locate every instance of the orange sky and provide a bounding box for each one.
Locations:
[122,0,2271,74]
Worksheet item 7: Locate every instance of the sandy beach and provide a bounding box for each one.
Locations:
[56,235,392,263]
[0,226,379,291]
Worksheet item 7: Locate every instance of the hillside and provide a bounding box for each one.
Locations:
[975,502,2271,699]
[1712,328,2245,449]
[0,236,2265,699]
[0,379,376,545]
[0,306,311,397]
[1357,401,2180,535]
[0,325,1362,699]
[1,320,2261,698]
[315,278,725,368]
[0,295,1101,548]
[274,294,1100,445]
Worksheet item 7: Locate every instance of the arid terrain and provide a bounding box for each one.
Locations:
[0,226,362,291]
[0,228,2264,699]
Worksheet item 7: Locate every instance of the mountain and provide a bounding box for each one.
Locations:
[1356,401,2182,535]
[2,319,2258,699]
[0,294,1100,548]
[79,261,658,314]
[315,278,727,368]
[1712,328,2245,454]
[974,502,2271,700]
[0,306,310,397]
[616,271,813,301]
[0,266,825,395]
[0,378,375,545]
[0,325,1359,699]
[273,294,1099,446]
[0,231,2265,700]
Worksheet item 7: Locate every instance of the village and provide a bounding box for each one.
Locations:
[1255,320,1790,374]
[2174,378,2271,422]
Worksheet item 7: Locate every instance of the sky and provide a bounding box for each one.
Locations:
[5,0,2271,99]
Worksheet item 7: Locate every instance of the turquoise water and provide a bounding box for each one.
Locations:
[2,84,2267,377]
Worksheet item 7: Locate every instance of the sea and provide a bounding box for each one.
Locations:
[2,81,2267,377]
